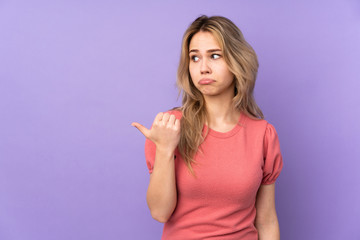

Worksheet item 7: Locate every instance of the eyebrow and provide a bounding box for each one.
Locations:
[189,48,222,54]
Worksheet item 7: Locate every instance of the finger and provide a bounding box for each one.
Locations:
[154,112,164,123]
[162,112,170,124]
[174,119,180,131]
[131,122,150,138]
[168,114,176,126]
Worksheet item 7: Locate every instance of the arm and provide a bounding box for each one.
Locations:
[146,147,177,223]
[132,112,180,223]
[255,183,280,240]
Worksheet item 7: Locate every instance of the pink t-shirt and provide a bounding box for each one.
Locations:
[145,109,283,240]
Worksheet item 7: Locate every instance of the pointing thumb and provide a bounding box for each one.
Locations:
[131,122,150,138]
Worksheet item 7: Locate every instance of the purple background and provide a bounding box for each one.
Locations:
[1,0,359,239]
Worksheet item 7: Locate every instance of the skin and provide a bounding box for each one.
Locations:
[132,31,280,238]
[255,183,280,239]
[132,113,180,222]
[189,31,234,98]
[189,31,241,131]
[132,112,180,153]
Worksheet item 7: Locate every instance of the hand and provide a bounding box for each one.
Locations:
[131,112,181,152]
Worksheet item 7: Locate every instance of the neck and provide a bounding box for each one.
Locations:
[204,93,240,126]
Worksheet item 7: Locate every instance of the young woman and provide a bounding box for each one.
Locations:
[132,15,283,240]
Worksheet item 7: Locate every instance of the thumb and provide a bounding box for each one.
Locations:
[131,122,150,138]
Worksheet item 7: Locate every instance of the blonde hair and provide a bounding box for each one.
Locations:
[172,15,264,177]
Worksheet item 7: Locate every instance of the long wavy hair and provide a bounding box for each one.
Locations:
[172,15,264,178]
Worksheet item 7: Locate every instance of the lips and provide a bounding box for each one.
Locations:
[199,78,215,85]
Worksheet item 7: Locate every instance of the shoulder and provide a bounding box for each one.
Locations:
[241,112,277,136]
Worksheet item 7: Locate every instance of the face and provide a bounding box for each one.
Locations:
[188,31,235,98]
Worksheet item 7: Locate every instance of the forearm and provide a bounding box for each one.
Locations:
[146,148,177,223]
[256,219,280,240]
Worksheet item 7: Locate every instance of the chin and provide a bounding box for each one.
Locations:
[201,91,221,96]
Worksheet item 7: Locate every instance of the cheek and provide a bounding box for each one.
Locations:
[188,63,195,73]
[220,66,234,80]
[215,65,227,76]
[188,65,197,80]
[227,70,235,80]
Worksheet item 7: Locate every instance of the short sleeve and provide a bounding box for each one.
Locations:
[261,123,284,185]
[144,130,156,174]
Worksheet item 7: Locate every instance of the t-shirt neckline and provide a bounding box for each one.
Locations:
[203,111,246,139]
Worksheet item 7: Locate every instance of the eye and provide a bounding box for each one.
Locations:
[212,54,221,59]
[191,55,199,62]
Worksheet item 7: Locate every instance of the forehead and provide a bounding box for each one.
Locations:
[189,31,221,51]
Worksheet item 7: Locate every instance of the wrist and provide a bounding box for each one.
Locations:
[156,145,175,156]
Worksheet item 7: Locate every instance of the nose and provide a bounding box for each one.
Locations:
[200,58,211,74]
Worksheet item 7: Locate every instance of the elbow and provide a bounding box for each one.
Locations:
[151,211,171,223]
[147,198,177,223]
[154,216,169,223]
[146,195,177,223]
